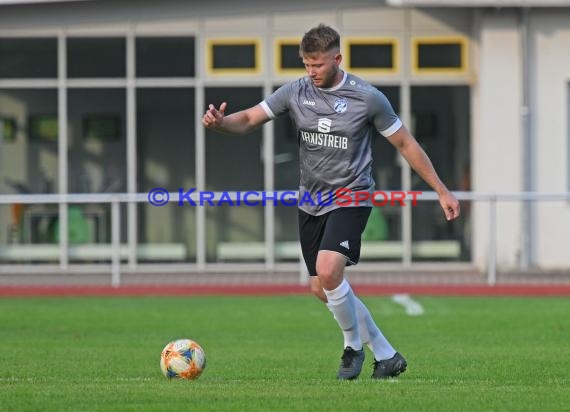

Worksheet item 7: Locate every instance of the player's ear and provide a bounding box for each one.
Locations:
[334,52,342,66]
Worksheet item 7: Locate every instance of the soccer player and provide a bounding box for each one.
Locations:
[202,24,460,380]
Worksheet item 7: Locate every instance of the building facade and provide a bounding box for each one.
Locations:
[0,0,569,273]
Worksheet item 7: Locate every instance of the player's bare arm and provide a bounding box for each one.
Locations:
[202,102,270,135]
[388,125,460,221]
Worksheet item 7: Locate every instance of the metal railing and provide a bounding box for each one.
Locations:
[1,191,569,286]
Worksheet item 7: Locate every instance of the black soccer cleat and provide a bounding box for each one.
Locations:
[337,346,365,380]
[371,352,407,379]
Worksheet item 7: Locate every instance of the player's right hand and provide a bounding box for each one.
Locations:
[202,102,227,128]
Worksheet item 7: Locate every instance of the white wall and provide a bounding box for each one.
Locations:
[474,10,523,270]
[530,10,570,269]
[474,8,570,271]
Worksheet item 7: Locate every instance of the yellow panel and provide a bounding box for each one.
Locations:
[412,35,468,75]
[274,37,305,77]
[343,37,400,76]
[206,38,262,76]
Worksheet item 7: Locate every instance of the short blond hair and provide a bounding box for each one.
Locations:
[300,24,340,56]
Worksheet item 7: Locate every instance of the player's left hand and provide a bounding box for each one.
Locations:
[439,191,460,221]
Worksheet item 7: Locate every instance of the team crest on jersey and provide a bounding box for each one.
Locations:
[334,98,348,113]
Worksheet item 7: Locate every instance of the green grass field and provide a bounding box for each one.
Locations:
[1,295,569,411]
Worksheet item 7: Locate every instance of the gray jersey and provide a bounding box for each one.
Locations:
[260,72,402,215]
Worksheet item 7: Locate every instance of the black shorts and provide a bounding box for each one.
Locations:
[299,207,372,276]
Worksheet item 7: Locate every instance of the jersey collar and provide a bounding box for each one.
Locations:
[317,71,347,92]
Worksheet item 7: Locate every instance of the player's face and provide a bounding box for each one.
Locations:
[302,50,342,88]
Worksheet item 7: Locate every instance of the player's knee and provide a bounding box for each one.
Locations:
[315,263,334,283]
[315,251,346,289]
[315,264,343,291]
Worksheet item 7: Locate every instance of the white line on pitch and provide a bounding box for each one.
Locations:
[391,294,424,316]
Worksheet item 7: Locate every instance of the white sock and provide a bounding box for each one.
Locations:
[353,297,397,361]
[324,279,362,350]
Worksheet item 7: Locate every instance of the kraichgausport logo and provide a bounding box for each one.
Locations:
[147,188,422,207]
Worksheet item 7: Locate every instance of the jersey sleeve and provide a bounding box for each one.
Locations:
[367,88,402,137]
[260,82,293,119]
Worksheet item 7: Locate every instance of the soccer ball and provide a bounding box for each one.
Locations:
[160,339,206,380]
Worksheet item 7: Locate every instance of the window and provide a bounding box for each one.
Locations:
[205,87,263,190]
[413,37,468,74]
[136,37,195,77]
[136,88,195,192]
[365,86,402,257]
[67,37,126,78]
[207,39,260,74]
[0,89,59,194]
[205,87,263,262]
[345,38,398,74]
[137,88,196,262]
[411,86,470,261]
[275,39,304,75]
[67,89,126,193]
[0,38,57,78]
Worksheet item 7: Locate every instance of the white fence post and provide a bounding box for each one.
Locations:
[488,196,498,286]
[111,199,121,288]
